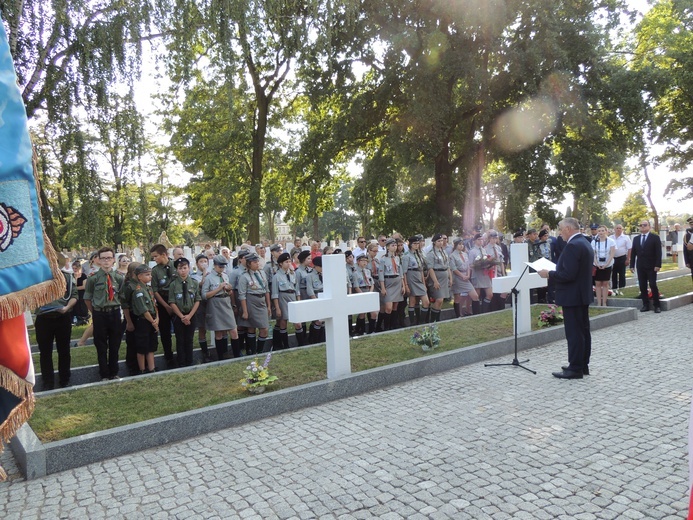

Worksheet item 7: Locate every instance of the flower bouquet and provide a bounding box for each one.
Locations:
[240,353,278,393]
[410,324,441,351]
[537,305,564,328]
[472,255,500,270]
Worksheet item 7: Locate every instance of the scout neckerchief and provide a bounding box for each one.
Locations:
[371,257,378,276]
[252,270,266,291]
[181,278,189,307]
[106,272,115,301]
[390,255,398,275]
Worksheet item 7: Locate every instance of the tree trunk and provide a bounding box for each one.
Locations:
[434,144,455,233]
[643,165,659,232]
[312,215,320,242]
[247,94,268,244]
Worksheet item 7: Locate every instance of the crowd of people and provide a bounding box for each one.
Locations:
[35,217,691,390]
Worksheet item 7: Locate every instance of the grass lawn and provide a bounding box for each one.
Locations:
[617,275,693,299]
[31,306,613,442]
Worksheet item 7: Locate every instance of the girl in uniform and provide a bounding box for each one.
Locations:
[202,255,241,359]
[352,254,377,334]
[449,238,479,316]
[426,233,452,322]
[191,254,212,362]
[265,243,284,343]
[485,231,507,311]
[379,238,406,330]
[238,253,271,354]
[271,252,306,348]
[469,233,493,313]
[403,236,430,324]
[367,242,384,332]
[307,256,325,342]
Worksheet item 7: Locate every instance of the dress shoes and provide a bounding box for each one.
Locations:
[640,305,650,312]
[562,366,589,375]
[552,369,583,379]
[654,307,661,313]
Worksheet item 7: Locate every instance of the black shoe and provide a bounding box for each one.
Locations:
[562,366,589,375]
[42,381,55,391]
[654,307,661,313]
[552,369,583,379]
[59,382,70,388]
[640,306,650,312]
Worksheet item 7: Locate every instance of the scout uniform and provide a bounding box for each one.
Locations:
[379,253,404,304]
[120,274,140,375]
[34,271,77,389]
[426,246,451,300]
[151,258,176,363]
[271,265,297,350]
[84,267,124,380]
[306,257,325,343]
[168,273,201,367]
[402,250,427,297]
[237,257,270,354]
[131,270,158,356]
[352,256,376,335]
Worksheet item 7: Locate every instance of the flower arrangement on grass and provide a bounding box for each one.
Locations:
[410,324,441,351]
[538,304,564,328]
[240,353,278,393]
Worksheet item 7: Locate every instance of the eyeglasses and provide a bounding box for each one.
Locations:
[99,256,114,260]
[358,240,366,243]
[639,223,649,227]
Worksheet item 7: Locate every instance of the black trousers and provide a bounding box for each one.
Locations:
[637,267,660,307]
[158,307,174,360]
[562,305,591,371]
[611,256,627,289]
[92,308,122,379]
[173,316,195,366]
[35,312,72,386]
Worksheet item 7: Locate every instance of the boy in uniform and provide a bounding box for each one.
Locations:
[168,257,201,367]
[150,243,176,368]
[84,247,124,380]
[131,264,159,374]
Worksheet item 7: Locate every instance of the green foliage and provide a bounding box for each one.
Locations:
[612,191,651,234]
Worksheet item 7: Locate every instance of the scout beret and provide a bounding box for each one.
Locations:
[356,254,368,261]
[270,244,283,252]
[344,250,353,258]
[298,250,311,263]
[245,253,260,262]
[408,236,420,243]
[312,256,322,267]
[135,264,152,275]
[174,257,190,268]
[473,233,483,240]
[237,249,249,259]
[453,237,464,246]
[539,229,549,238]
[277,252,291,264]
[384,238,396,247]
[212,254,228,266]
[513,231,524,238]
[432,233,444,242]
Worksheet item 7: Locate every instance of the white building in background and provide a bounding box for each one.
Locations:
[275,221,293,242]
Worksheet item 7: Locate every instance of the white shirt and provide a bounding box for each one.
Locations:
[608,233,632,258]
[592,237,616,267]
[352,246,368,258]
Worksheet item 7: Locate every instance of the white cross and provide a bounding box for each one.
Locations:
[492,243,547,334]
[288,255,380,379]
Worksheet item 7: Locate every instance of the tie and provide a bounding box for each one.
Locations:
[641,234,647,246]
[254,272,265,291]
[106,273,115,301]
[182,280,189,308]
[391,257,397,275]
[372,260,377,275]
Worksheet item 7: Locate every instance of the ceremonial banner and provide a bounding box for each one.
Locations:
[0,21,65,480]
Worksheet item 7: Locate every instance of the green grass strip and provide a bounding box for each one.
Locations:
[618,275,693,299]
[31,306,613,442]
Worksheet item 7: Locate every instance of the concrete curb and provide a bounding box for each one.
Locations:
[606,287,693,311]
[11,307,637,479]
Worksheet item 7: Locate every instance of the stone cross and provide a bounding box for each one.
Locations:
[492,243,548,334]
[288,255,380,379]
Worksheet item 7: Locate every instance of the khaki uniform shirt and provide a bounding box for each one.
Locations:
[84,269,124,310]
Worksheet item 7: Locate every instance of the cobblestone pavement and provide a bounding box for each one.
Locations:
[2,304,691,519]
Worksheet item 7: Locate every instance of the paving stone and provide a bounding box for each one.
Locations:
[0,306,690,517]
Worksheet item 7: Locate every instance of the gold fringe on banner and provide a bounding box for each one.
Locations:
[0,150,65,320]
[0,365,35,481]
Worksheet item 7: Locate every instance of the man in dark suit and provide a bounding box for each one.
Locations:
[629,220,662,313]
[538,217,594,379]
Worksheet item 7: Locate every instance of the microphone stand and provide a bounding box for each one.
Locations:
[485,264,536,374]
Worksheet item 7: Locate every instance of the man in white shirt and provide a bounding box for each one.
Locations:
[608,224,631,295]
[352,236,369,258]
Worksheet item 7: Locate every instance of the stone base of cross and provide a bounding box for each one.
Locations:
[288,255,380,379]
[492,243,548,335]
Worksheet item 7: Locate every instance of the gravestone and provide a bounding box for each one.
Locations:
[492,243,548,334]
[288,255,380,379]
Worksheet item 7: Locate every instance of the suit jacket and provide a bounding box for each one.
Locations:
[549,233,594,307]
[685,228,693,266]
[629,233,662,271]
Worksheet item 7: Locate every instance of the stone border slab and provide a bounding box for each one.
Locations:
[606,289,693,311]
[12,307,637,479]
